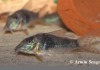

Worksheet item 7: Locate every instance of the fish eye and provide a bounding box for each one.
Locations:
[27,40,32,44]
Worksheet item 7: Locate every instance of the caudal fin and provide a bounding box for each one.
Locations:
[78,29,100,53]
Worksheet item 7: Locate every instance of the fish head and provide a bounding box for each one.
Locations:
[15,37,42,55]
[4,15,22,32]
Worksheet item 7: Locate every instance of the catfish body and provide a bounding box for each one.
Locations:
[15,33,100,56]
[15,33,79,55]
[4,9,39,33]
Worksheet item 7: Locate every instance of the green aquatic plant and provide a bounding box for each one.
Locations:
[54,0,58,4]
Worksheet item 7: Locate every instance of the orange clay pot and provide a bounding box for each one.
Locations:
[57,0,100,36]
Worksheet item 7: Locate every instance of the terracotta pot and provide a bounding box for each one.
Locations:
[57,0,100,36]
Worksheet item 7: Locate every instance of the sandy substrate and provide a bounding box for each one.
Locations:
[0,23,100,66]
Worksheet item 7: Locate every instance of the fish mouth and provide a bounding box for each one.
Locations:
[3,26,13,33]
[4,26,19,33]
[16,49,35,55]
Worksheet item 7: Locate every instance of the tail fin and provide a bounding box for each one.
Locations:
[78,29,100,53]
